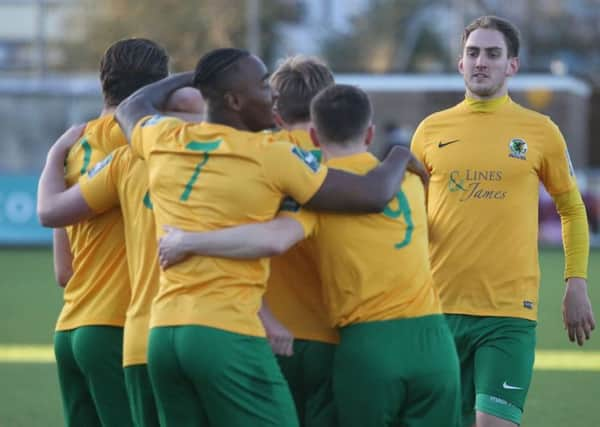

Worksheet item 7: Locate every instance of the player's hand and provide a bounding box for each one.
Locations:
[259,306,294,356]
[50,124,86,157]
[379,143,429,187]
[406,152,429,187]
[158,225,189,269]
[265,321,294,357]
[562,277,596,346]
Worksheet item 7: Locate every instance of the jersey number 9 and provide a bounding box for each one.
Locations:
[383,191,413,249]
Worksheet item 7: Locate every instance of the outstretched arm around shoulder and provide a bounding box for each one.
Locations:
[158,216,305,269]
[116,71,195,141]
[37,125,95,227]
[304,145,428,213]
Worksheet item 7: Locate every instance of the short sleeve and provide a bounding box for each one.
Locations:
[262,142,328,204]
[79,146,129,214]
[277,197,318,237]
[131,114,186,159]
[539,119,577,196]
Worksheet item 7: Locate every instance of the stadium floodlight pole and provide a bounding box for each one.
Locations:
[246,0,260,55]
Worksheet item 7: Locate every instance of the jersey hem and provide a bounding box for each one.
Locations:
[442,308,537,322]
[55,320,126,332]
[149,319,266,338]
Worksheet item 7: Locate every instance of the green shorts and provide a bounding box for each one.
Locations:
[147,325,298,427]
[334,315,461,427]
[445,314,537,426]
[276,339,336,427]
[54,326,133,427]
[124,364,159,427]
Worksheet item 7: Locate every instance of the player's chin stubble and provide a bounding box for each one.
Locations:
[466,80,501,98]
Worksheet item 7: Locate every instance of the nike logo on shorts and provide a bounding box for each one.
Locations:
[438,139,460,148]
[502,381,524,390]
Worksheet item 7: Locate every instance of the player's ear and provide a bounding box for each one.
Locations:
[224,91,242,112]
[458,55,465,75]
[309,127,321,147]
[365,124,375,147]
[506,56,519,77]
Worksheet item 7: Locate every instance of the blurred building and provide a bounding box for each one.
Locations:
[0,0,80,74]
[275,0,370,56]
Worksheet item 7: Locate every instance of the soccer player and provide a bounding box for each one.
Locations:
[114,48,422,427]
[410,16,596,427]
[263,55,339,427]
[36,38,170,427]
[39,94,202,427]
[157,84,462,427]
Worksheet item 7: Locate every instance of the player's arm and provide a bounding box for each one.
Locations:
[553,188,596,346]
[304,145,427,213]
[52,228,72,288]
[540,122,595,346]
[158,216,305,269]
[37,125,95,227]
[116,71,195,141]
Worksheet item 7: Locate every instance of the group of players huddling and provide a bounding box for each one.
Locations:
[37,14,594,427]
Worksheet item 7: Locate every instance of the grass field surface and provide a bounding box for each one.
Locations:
[0,248,598,426]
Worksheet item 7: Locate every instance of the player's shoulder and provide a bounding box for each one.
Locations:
[79,115,107,141]
[507,99,554,125]
[109,144,133,164]
[82,114,127,152]
[261,138,321,172]
[66,116,106,160]
[418,102,465,128]
[257,128,294,146]
[259,135,296,154]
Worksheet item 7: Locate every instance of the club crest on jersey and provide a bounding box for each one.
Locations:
[87,153,113,178]
[291,146,320,173]
[141,115,167,128]
[508,138,527,160]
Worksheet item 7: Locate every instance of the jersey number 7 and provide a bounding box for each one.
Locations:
[180,140,222,202]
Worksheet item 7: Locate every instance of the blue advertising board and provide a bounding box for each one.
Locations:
[0,175,51,245]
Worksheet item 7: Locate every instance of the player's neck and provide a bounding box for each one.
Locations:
[465,84,509,101]
[322,143,367,162]
[284,121,311,132]
[205,108,251,131]
[100,105,117,116]
[465,93,509,112]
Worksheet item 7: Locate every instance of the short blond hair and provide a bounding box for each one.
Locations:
[270,55,334,124]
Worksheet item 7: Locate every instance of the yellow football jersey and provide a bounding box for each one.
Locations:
[56,115,130,331]
[265,129,338,344]
[284,152,440,328]
[131,116,328,337]
[411,96,577,320]
[79,145,157,366]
